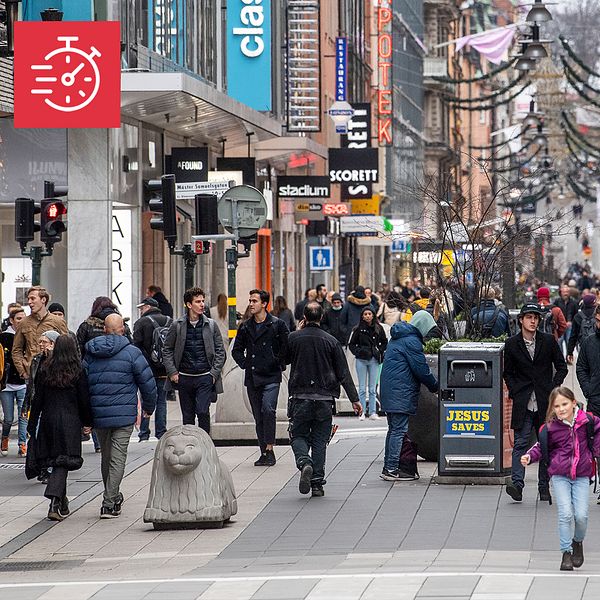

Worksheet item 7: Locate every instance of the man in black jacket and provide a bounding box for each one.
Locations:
[146,285,174,318]
[575,305,600,418]
[503,303,568,503]
[286,302,362,497]
[321,293,348,346]
[133,297,172,441]
[232,289,289,467]
[554,285,579,356]
[566,294,596,363]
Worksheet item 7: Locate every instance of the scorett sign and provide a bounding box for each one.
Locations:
[328,148,379,183]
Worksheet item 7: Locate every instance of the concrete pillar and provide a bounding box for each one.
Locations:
[67,129,112,331]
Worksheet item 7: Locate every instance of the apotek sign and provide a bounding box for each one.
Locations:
[329,148,379,183]
[376,1,393,145]
[14,21,121,128]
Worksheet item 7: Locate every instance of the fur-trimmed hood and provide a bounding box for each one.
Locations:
[347,294,372,307]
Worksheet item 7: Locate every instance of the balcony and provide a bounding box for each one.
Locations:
[423,57,448,79]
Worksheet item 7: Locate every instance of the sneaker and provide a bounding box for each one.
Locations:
[311,485,325,497]
[18,443,27,457]
[572,540,584,568]
[1,437,8,456]
[369,413,380,420]
[505,481,523,502]
[597,493,600,505]
[380,468,416,481]
[100,506,120,519]
[138,436,150,442]
[299,464,313,495]
[264,449,276,466]
[37,470,49,485]
[539,487,552,504]
[358,414,366,421]
[254,453,268,466]
[95,447,102,453]
[48,498,66,522]
[114,493,124,516]
[60,496,70,517]
[560,551,574,571]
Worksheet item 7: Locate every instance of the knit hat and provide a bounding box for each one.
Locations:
[410,310,436,339]
[360,305,375,318]
[352,286,366,300]
[536,287,550,300]
[331,293,342,302]
[583,294,596,308]
[41,330,60,343]
[48,302,65,314]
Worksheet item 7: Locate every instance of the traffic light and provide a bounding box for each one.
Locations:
[14,198,40,246]
[149,174,178,248]
[41,180,68,244]
[194,194,218,255]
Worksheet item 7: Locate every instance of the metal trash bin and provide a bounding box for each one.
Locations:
[438,342,509,478]
[508,309,520,336]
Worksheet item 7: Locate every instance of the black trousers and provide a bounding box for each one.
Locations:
[177,374,214,434]
[44,466,68,500]
[246,382,280,452]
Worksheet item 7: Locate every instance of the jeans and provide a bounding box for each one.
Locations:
[177,374,214,434]
[0,388,27,444]
[384,412,410,472]
[139,377,167,440]
[355,357,379,416]
[289,398,333,485]
[95,425,133,509]
[512,409,548,490]
[559,325,572,357]
[44,466,68,500]
[551,475,589,553]
[246,382,280,452]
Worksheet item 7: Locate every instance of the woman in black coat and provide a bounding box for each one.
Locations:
[27,335,93,521]
[349,306,388,420]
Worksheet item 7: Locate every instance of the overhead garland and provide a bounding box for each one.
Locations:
[563,68,600,110]
[559,35,600,80]
[471,125,531,151]
[564,136,599,171]
[566,173,595,202]
[489,147,542,173]
[561,111,600,156]
[444,81,531,111]
[431,58,518,84]
[441,72,527,103]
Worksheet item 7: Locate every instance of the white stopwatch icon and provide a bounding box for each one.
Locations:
[30,36,102,113]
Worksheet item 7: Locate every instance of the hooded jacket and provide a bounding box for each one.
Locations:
[341,293,373,331]
[379,321,438,414]
[567,305,596,356]
[348,310,388,363]
[322,303,349,345]
[527,409,600,479]
[83,335,156,429]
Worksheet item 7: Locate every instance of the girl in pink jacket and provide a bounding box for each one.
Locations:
[522,386,600,571]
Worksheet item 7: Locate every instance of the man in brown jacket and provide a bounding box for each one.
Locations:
[12,286,68,379]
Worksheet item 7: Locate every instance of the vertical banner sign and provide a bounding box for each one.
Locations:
[112,210,133,321]
[148,0,187,66]
[335,37,347,102]
[377,1,393,145]
[341,103,373,201]
[227,0,272,111]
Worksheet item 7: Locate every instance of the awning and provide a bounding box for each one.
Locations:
[121,72,283,149]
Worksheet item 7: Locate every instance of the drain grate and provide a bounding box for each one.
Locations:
[0,559,85,572]
[0,464,26,469]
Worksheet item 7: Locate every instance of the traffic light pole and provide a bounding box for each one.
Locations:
[169,244,198,291]
[19,244,54,286]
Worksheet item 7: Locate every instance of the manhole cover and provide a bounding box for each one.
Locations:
[0,464,26,469]
[0,559,84,572]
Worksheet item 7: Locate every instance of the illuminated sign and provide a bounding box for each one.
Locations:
[227,0,272,111]
[329,148,379,183]
[445,405,491,436]
[294,201,324,221]
[335,37,347,102]
[323,203,351,216]
[277,176,330,199]
[341,103,372,200]
[376,1,393,145]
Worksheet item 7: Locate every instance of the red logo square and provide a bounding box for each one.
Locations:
[14,21,121,129]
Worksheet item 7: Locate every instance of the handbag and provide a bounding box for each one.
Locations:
[25,436,39,480]
[398,433,419,477]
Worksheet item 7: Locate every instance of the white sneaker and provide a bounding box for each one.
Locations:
[369,413,380,420]
[358,414,366,421]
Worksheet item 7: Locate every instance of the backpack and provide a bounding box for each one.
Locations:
[537,306,554,335]
[579,313,596,345]
[539,412,598,491]
[146,315,173,366]
[473,305,500,338]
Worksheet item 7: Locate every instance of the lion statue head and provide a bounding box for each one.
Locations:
[144,425,237,527]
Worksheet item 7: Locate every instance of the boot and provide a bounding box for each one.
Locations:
[1,436,8,456]
[572,540,584,568]
[264,449,276,466]
[48,497,65,522]
[60,496,70,517]
[254,453,268,466]
[560,551,574,571]
[539,487,552,504]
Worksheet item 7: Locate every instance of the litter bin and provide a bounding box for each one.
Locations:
[438,342,510,479]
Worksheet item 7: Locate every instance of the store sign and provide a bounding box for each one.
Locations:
[14,21,121,128]
[351,198,380,215]
[277,176,330,199]
[227,0,272,111]
[148,0,187,65]
[323,202,351,217]
[329,148,379,183]
[294,202,324,221]
[376,1,393,145]
[335,37,347,102]
[341,103,372,199]
[112,210,133,321]
[339,215,383,237]
[216,157,256,186]
[172,147,208,182]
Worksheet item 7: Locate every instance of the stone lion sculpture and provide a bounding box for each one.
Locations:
[144,424,237,529]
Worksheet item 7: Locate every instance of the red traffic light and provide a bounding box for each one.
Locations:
[46,202,67,219]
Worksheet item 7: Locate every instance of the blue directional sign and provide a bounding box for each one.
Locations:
[391,239,410,253]
[310,246,333,271]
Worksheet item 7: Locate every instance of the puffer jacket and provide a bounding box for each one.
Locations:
[348,321,388,363]
[83,335,156,429]
[527,409,600,479]
[341,294,374,331]
[379,321,438,414]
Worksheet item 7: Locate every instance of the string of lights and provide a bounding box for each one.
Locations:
[561,111,600,156]
[431,58,518,84]
[441,73,527,103]
[470,125,531,151]
[559,35,600,81]
[444,81,530,110]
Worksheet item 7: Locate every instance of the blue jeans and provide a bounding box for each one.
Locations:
[1,388,27,444]
[551,475,589,553]
[384,412,410,472]
[559,325,572,356]
[139,377,167,440]
[355,357,379,416]
[512,409,548,490]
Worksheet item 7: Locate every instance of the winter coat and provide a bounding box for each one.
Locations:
[83,335,157,429]
[341,294,374,331]
[286,323,359,403]
[27,370,93,472]
[527,410,600,479]
[379,322,438,414]
[539,303,568,341]
[468,300,510,338]
[132,307,171,377]
[11,312,68,378]
[321,307,349,346]
[294,298,309,322]
[273,308,296,332]
[503,331,568,430]
[0,327,25,388]
[232,313,289,386]
[162,314,226,393]
[567,306,596,356]
[22,353,46,417]
[76,313,133,359]
[348,320,388,363]
[553,296,578,323]
[152,291,174,318]
[377,302,402,326]
[576,332,600,414]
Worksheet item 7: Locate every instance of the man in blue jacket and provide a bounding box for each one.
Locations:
[379,311,438,481]
[83,313,156,519]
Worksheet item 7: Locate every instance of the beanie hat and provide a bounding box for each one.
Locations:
[410,310,436,339]
[353,286,366,300]
[537,287,550,300]
[331,293,342,302]
[48,302,65,314]
[41,330,60,343]
[583,294,596,308]
[360,305,376,318]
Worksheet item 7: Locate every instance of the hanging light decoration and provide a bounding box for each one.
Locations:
[514,42,537,72]
[526,0,553,24]
[524,24,549,59]
[533,123,548,147]
[523,99,543,127]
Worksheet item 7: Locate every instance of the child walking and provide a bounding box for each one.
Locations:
[521,386,600,571]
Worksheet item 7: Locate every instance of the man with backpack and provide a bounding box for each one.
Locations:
[536,287,567,342]
[469,288,510,338]
[567,294,596,364]
[133,297,172,441]
[575,305,600,422]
